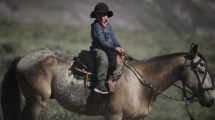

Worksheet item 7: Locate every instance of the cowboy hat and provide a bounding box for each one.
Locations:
[90,2,113,18]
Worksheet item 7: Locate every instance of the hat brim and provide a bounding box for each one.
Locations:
[90,11,113,18]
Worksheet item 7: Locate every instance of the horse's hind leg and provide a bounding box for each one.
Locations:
[19,76,52,120]
[22,95,46,120]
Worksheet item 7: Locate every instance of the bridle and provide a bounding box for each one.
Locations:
[181,54,215,102]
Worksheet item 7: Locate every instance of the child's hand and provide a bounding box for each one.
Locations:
[115,47,124,53]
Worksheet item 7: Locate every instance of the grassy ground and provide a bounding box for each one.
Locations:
[0,21,215,120]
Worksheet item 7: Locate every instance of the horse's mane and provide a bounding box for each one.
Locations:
[127,52,187,63]
[198,53,207,62]
[127,52,207,64]
[123,52,136,61]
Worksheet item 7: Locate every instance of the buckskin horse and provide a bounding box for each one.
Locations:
[1,43,215,120]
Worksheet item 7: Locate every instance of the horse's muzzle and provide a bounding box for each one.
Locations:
[199,92,215,107]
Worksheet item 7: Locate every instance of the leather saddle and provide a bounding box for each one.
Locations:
[69,50,126,88]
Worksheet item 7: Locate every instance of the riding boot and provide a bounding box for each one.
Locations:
[94,80,108,94]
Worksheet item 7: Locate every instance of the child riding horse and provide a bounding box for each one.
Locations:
[90,2,124,94]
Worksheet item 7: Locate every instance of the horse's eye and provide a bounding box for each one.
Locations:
[200,63,204,67]
[197,67,205,74]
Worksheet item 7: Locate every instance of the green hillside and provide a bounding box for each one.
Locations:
[1,0,215,36]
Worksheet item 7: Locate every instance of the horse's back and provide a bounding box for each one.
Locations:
[17,48,71,70]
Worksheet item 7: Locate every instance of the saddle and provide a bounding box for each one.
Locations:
[69,50,125,90]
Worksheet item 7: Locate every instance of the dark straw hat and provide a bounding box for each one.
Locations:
[90,2,113,18]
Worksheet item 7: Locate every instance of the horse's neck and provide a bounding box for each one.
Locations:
[139,55,185,92]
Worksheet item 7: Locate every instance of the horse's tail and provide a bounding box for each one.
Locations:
[1,56,22,120]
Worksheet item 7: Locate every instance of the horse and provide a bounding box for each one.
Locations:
[1,43,215,120]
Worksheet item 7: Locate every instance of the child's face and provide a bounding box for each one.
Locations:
[96,13,108,23]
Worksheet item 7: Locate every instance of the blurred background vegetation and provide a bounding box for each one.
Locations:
[0,0,215,120]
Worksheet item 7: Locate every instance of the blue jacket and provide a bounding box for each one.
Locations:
[90,21,121,51]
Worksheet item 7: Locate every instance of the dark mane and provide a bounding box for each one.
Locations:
[127,52,207,64]
[128,52,187,63]
[123,52,136,61]
[198,53,207,62]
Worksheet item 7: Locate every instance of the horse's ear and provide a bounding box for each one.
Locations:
[185,43,198,59]
[190,43,198,56]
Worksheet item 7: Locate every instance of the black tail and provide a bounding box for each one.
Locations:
[1,56,22,120]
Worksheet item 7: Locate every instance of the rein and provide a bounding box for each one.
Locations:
[123,61,186,101]
[121,54,214,120]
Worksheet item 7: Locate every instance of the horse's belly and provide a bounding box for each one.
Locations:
[52,72,91,112]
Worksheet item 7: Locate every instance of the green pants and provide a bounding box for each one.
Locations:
[92,49,109,85]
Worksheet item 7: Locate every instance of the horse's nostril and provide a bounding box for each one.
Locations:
[207,97,215,107]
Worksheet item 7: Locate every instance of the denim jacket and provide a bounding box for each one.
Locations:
[90,21,121,51]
